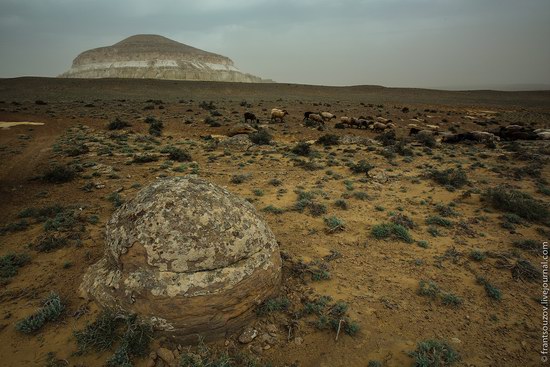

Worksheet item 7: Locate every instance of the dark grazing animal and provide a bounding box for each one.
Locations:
[303,111,316,120]
[409,127,422,136]
[492,125,538,141]
[244,112,259,124]
[441,132,481,143]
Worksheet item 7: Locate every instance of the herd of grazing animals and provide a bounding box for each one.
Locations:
[241,108,550,142]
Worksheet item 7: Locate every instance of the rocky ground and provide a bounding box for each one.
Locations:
[0,78,549,367]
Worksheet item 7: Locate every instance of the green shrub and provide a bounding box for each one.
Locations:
[161,146,192,162]
[262,205,285,215]
[418,280,440,299]
[513,239,539,253]
[417,133,437,148]
[35,235,68,252]
[42,164,76,183]
[204,116,220,127]
[0,253,30,281]
[427,226,441,237]
[435,204,458,217]
[132,154,158,163]
[430,168,468,189]
[303,296,332,315]
[0,219,29,235]
[75,311,153,366]
[334,199,349,210]
[349,160,374,175]
[249,129,272,145]
[316,134,340,146]
[252,188,264,197]
[107,192,124,208]
[441,293,463,307]
[537,183,550,196]
[353,191,369,200]
[20,206,58,219]
[268,178,282,186]
[512,259,541,282]
[315,314,359,336]
[395,140,414,156]
[330,301,349,316]
[107,315,153,366]
[65,143,89,157]
[324,216,345,232]
[417,240,429,248]
[311,268,331,281]
[483,185,549,222]
[371,223,392,239]
[309,202,327,217]
[409,339,460,367]
[231,173,251,184]
[503,213,522,224]
[375,130,396,146]
[16,292,64,333]
[371,223,413,243]
[43,209,77,231]
[469,250,486,261]
[291,142,312,156]
[107,118,131,130]
[390,213,415,229]
[476,276,501,301]
[425,215,453,227]
[199,100,216,110]
[75,311,119,353]
[147,119,163,136]
[256,297,290,316]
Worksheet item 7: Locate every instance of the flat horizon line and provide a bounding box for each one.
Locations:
[1,75,550,93]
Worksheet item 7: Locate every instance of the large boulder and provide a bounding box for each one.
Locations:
[80,176,281,343]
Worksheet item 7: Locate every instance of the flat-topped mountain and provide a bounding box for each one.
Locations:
[59,34,273,83]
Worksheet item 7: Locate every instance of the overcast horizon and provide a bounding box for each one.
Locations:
[1,0,549,90]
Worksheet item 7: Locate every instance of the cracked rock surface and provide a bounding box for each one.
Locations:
[80,176,281,342]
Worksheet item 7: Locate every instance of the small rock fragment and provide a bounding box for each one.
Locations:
[239,327,258,344]
[157,347,175,364]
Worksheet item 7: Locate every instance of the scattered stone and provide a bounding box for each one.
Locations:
[228,123,257,137]
[259,332,277,345]
[239,327,258,344]
[266,324,278,336]
[294,337,303,345]
[368,168,388,183]
[251,345,263,354]
[157,348,175,365]
[339,134,373,145]
[219,134,253,151]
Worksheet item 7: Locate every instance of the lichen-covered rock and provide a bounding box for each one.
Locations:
[80,176,281,343]
[219,134,254,151]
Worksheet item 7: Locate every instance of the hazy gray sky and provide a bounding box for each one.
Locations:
[1,0,549,89]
